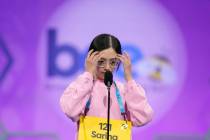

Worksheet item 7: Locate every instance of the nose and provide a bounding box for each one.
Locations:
[104,62,111,71]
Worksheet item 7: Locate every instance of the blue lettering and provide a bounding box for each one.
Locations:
[48,29,79,77]
[47,29,143,79]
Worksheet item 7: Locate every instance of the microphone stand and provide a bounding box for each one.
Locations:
[107,82,111,140]
[104,71,113,140]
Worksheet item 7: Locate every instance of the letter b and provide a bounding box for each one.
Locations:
[48,29,79,77]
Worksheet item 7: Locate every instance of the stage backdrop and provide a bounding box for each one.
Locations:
[0,0,209,139]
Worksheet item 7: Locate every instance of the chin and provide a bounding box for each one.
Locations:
[99,76,104,81]
[97,75,104,81]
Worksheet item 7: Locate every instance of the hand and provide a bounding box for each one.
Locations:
[85,49,101,78]
[116,52,133,81]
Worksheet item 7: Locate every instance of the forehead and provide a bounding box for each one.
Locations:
[99,48,117,59]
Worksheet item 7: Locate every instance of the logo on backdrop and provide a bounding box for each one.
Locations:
[46,28,145,80]
[46,28,176,86]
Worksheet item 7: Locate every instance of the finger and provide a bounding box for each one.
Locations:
[89,51,99,59]
[116,54,125,63]
[120,52,130,61]
[92,52,102,62]
[86,50,95,61]
[116,54,123,59]
[92,53,103,67]
[116,54,123,58]
[117,54,127,61]
[87,49,94,58]
[97,51,107,58]
[117,54,131,66]
[124,53,132,64]
[124,52,130,59]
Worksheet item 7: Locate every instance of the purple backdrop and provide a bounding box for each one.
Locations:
[0,0,210,140]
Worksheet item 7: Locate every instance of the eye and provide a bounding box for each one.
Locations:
[98,60,105,65]
[110,60,117,66]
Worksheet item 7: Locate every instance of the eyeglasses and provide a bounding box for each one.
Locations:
[97,58,120,68]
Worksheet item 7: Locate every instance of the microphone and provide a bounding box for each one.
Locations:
[104,70,113,140]
[104,71,113,87]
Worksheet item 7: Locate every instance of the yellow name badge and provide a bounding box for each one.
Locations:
[78,116,132,140]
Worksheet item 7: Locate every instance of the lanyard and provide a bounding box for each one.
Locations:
[85,81,126,115]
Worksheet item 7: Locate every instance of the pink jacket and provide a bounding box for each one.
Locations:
[60,72,153,127]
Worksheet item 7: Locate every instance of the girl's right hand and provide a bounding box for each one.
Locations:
[85,49,101,76]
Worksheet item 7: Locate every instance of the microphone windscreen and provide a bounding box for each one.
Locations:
[104,71,113,87]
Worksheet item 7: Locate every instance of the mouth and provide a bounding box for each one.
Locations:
[100,70,112,78]
[101,72,106,78]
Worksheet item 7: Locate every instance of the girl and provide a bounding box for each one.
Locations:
[60,34,153,139]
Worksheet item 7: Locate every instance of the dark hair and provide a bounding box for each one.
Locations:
[88,34,122,55]
[88,34,122,70]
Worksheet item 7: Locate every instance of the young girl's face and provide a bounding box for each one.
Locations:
[96,48,119,81]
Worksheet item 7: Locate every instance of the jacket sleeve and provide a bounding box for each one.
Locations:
[60,72,93,122]
[124,80,154,126]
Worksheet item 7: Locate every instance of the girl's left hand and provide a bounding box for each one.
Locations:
[116,52,133,81]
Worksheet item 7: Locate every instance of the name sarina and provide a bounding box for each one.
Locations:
[91,131,118,140]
